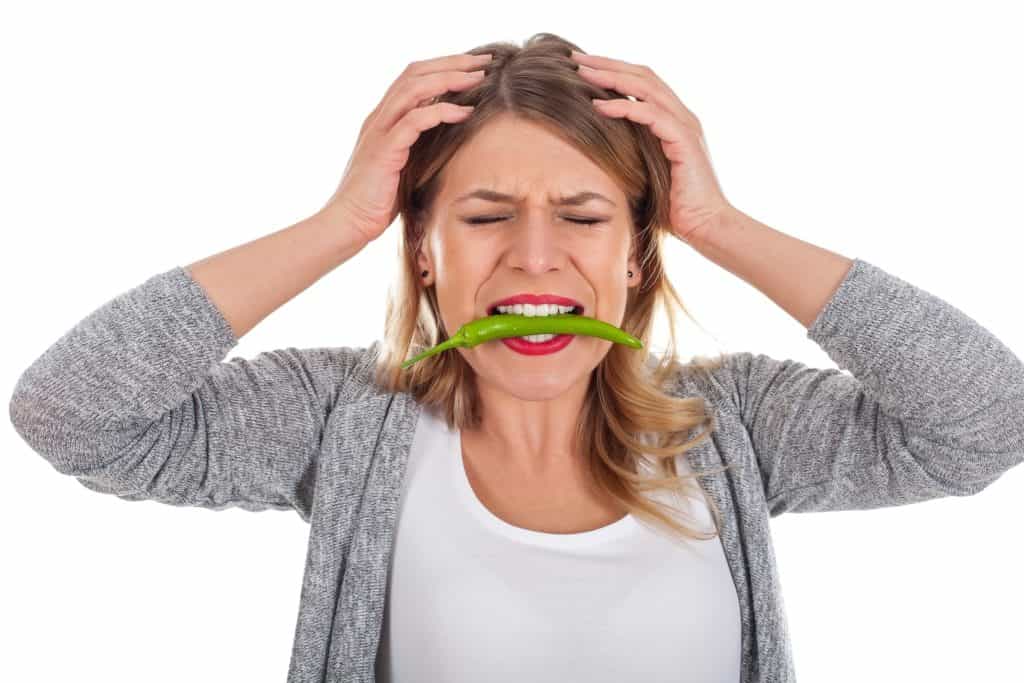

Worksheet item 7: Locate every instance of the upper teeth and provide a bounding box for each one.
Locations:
[495,303,576,316]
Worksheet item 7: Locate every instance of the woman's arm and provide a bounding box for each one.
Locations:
[8,205,375,520]
[682,211,1024,514]
[687,206,855,330]
[185,203,369,341]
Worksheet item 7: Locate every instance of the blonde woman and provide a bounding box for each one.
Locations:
[11,33,1024,682]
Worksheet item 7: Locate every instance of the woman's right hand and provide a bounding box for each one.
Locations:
[322,51,493,243]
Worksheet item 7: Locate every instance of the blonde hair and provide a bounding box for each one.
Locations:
[371,32,737,544]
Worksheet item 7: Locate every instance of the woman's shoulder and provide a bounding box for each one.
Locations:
[645,349,737,403]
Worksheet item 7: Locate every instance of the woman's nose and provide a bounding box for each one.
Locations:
[503,214,571,273]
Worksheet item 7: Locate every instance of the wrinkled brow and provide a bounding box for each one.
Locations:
[453,189,617,208]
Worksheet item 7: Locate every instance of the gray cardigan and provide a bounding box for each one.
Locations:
[10,257,1024,682]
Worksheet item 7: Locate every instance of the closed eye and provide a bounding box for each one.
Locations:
[464,216,605,225]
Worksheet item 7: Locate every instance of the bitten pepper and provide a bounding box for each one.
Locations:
[401,313,643,369]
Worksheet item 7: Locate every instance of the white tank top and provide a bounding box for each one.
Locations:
[375,406,741,682]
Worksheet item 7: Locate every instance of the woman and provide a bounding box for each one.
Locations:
[11,33,1024,682]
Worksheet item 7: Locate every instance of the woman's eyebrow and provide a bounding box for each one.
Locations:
[453,189,617,208]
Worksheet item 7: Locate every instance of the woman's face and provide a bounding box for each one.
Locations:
[418,113,642,399]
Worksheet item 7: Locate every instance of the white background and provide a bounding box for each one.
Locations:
[3,1,1022,681]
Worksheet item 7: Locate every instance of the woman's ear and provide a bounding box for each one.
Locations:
[627,261,641,288]
[416,247,434,286]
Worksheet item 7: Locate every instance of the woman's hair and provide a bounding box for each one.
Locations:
[371,32,738,545]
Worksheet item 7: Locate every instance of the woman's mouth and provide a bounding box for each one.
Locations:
[484,306,583,355]
[399,308,642,369]
[500,332,576,355]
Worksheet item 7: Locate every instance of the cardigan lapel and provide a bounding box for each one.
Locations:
[328,388,421,681]
[684,405,798,681]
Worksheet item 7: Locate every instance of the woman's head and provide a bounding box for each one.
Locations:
[373,32,734,544]
[414,111,642,400]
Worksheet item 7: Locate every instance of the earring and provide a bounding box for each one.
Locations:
[628,270,633,278]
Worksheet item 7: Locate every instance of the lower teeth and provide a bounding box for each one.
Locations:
[518,333,557,343]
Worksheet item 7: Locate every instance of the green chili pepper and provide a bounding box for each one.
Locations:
[401,313,643,369]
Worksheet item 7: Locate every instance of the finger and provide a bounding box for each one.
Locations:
[570,50,648,75]
[376,68,486,132]
[572,51,698,124]
[405,51,494,77]
[576,64,697,126]
[590,99,697,165]
[388,52,491,101]
[369,52,491,127]
[387,102,475,153]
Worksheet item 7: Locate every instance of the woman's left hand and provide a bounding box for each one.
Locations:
[570,50,733,245]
